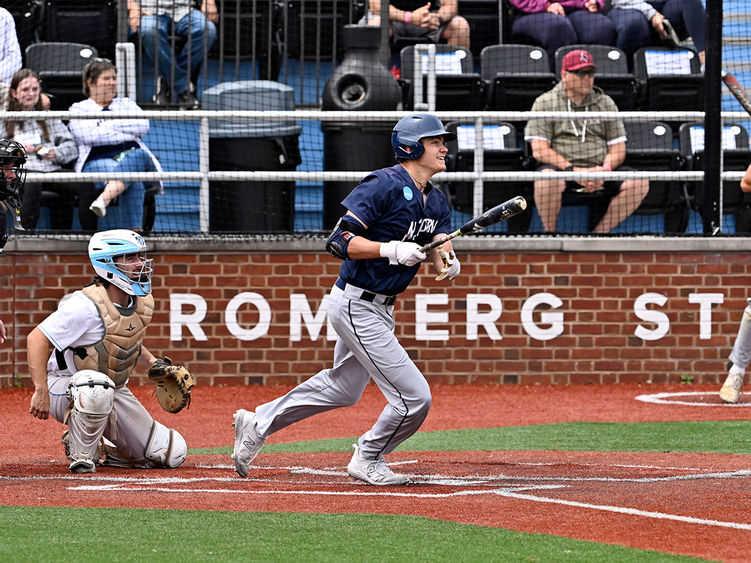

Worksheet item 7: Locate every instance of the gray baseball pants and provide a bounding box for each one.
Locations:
[730,299,751,368]
[254,283,431,460]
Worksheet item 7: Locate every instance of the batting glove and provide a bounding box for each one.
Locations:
[380,240,426,266]
[435,246,461,281]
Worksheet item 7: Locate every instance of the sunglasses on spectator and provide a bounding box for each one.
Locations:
[567,69,596,77]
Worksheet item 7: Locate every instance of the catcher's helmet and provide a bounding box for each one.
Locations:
[0,138,27,213]
[391,113,456,160]
[88,229,154,296]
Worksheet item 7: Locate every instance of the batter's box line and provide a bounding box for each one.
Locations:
[195,464,751,485]
[63,482,751,531]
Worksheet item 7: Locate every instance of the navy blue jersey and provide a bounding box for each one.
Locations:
[338,164,451,295]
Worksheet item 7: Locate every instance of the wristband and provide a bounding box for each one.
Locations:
[602,163,612,171]
[404,10,412,23]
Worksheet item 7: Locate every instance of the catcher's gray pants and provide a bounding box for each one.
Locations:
[255,283,431,460]
[48,375,157,464]
[730,299,751,369]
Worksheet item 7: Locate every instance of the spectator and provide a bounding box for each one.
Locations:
[127,0,218,110]
[607,0,706,65]
[68,59,162,231]
[508,0,617,68]
[0,7,22,109]
[525,49,649,233]
[5,69,98,232]
[362,0,470,50]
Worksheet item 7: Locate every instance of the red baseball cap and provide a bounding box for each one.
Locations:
[562,49,597,72]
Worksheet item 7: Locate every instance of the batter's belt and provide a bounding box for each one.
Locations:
[335,278,397,306]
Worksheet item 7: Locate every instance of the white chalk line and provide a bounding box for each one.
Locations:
[636,391,751,407]
[498,490,751,531]
[3,460,751,531]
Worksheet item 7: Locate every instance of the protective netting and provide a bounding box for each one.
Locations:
[3,0,750,238]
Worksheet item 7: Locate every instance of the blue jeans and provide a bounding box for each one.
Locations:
[83,149,157,231]
[511,11,617,70]
[135,10,217,95]
[608,0,706,57]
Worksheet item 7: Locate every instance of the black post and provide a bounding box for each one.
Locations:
[703,0,723,234]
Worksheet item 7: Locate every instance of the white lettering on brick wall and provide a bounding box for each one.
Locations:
[522,292,564,341]
[634,292,669,341]
[466,294,503,341]
[168,291,727,342]
[225,292,271,341]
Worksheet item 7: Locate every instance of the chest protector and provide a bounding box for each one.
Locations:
[73,282,155,387]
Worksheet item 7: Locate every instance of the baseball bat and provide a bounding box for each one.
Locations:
[419,195,528,253]
[722,71,751,116]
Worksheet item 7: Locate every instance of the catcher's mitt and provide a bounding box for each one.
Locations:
[148,356,194,413]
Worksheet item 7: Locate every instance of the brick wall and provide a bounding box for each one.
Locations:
[1,237,748,387]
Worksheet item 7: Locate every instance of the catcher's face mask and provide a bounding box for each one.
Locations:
[0,138,27,233]
[88,229,154,296]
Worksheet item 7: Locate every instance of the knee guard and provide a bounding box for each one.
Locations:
[144,421,187,468]
[64,370,115,468]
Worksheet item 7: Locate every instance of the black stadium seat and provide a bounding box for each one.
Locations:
[481,44,556,113]
[25,42,98,110]
[624,121,689,232]
[399,44,485,111]
[634,46,704,112]
[679,121,751,233]
[444,120,533,232]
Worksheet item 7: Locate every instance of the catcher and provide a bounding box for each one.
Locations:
[27,229,194,473]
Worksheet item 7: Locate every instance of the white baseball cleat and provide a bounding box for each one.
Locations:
[232,409,265,478]
[347,444,409,486]
[720,367,745,404]
[69,459,96,474]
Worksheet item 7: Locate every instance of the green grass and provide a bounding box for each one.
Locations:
[0,506,706,562]
[192,420,751,456]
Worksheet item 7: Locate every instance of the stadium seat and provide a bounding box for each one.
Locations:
[633,47,704,112]
[554,44,639,110]
[25,42,98,110]
[679,121,751,233]
[444,120,534,233]
[399,45,485,111]
[624,121,689,233]
[481,44,557,114]
[40,0,116,60]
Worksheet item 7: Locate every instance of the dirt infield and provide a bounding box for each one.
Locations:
[3,383,751,561]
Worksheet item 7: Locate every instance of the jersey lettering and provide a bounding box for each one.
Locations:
[405,217,438,240]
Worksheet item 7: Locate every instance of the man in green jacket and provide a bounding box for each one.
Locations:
[525,49,648,233]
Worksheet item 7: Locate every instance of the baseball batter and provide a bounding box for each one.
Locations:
[0,137,26,344]
[233,113,461,485]
[27,229,187,473]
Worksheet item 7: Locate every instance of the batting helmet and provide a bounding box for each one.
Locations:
[391,113,456,160]
[88,229,154,296]
[0,138,27,213]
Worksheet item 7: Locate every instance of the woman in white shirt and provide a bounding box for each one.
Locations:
[6,68,97,231]
[68,59,162,231]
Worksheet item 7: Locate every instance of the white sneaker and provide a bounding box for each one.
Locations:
[232,409,265,478]
[69,459,96,474]
[720,367,745,404]
[89,199,107,217]
[347,444,409,486]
